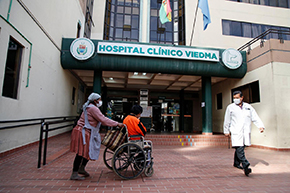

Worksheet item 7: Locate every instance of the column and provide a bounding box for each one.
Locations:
[201,76,212,135]
[179,89,185,132]
[102,86,107,114]
[93,70,102,94]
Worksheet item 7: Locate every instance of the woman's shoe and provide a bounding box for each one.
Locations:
[78,165,90,177]
[70,171,85,180]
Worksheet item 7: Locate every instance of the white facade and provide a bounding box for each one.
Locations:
[91,0,290,48]
[90,0,290,149]
[186,0,290,48]
[212,39,290,149]
[0,0,85,153]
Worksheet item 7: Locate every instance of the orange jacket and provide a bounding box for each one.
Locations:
[123,114,146,140]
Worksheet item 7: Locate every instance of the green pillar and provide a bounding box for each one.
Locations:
[179,89,185,132]
[93,70,102,94]
[201,76,212,135]
[102,86,108,114]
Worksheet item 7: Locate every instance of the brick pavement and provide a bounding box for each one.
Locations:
[0,133,290,193]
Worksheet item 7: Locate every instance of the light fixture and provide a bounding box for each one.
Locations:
[142,73,146,75]
[109,77,113,80]
[134,72,138,75]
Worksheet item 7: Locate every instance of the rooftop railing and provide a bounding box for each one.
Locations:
[237,29,290,52]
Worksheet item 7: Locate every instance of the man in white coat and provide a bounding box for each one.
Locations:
[223,91,265,176]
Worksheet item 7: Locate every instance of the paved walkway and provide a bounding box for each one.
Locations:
[0,133,290,193]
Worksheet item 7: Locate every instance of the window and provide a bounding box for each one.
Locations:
[222,20,230,35]
[222,20,290,40]
[72,87,76,105]
[249,0,259,4]
[269,0,277,6]
[230,21,242,36]
[216,93,223,110]
[280,27,290,40]
[260,0,269,5]
[84,0,94,38]
[228,0,289,8]
[77,22,81,38]
[150,0,185,45]
[2,37,23,99]
[77,84,85,114]
[261,25,271,39]
[252,23,261,37]
[242,23,252,38]
[232,81,260,104]
[103,0,140,42]
[279,0,288,8]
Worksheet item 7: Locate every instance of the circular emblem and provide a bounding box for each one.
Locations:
[70,38,95,60]
[222,48,243,69]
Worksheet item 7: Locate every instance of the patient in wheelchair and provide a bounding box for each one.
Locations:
[123,105,152,149]
[123,105,146,140]
[123,105,153,170]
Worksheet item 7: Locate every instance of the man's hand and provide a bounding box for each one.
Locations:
[259,127,264,133]
[225,133,230,137]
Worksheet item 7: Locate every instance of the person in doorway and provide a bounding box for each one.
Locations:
[70,93,124,180]
[123,105,147,140]
[223,90,265,176]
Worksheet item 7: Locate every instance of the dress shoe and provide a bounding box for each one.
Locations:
[233,165,243,169]
[244,164,252,176]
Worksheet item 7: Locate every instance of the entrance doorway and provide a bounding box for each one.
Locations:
[72,71,225,134]
[103,88,197,133]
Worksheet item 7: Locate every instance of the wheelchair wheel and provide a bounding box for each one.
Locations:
[103,147,114,170]
[112,143,145,180]
[144,166,154,177]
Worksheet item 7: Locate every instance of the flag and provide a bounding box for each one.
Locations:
[198,0,211,30]
[159,0,172,24]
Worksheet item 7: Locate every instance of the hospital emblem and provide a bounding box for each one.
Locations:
[77,44,87,55]
[222,48,243,69]
[70,38,95,60]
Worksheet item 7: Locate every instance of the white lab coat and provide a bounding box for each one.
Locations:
[223,102,264,147]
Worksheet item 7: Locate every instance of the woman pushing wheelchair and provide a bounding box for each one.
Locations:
[70,93,124,180]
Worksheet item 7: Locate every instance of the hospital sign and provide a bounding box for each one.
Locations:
[97,42,219,62]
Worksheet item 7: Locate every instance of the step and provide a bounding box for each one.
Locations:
[101,133,231,147]
[146,134,231,147]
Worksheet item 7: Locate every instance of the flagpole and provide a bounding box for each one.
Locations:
[189,0,199,46]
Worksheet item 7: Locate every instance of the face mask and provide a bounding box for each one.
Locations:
[233,98,241,105]
[96,100,103,107]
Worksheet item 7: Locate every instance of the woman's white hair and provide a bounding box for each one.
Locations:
[82,93,101,111]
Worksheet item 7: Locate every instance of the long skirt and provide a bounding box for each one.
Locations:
[70,125,91,160]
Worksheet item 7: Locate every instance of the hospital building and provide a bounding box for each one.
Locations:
[0,0,290,154]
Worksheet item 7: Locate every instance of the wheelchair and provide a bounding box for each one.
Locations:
[103,126,154,180]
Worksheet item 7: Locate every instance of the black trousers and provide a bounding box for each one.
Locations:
[234,146,250,168]
[73,154,89,172]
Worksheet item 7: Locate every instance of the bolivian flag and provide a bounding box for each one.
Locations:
[159,0,172,24]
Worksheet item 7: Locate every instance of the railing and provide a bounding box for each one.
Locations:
[0,116,77,130]
[0,116,78,168]
[237,29,290,52]
[38,116,78,168]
